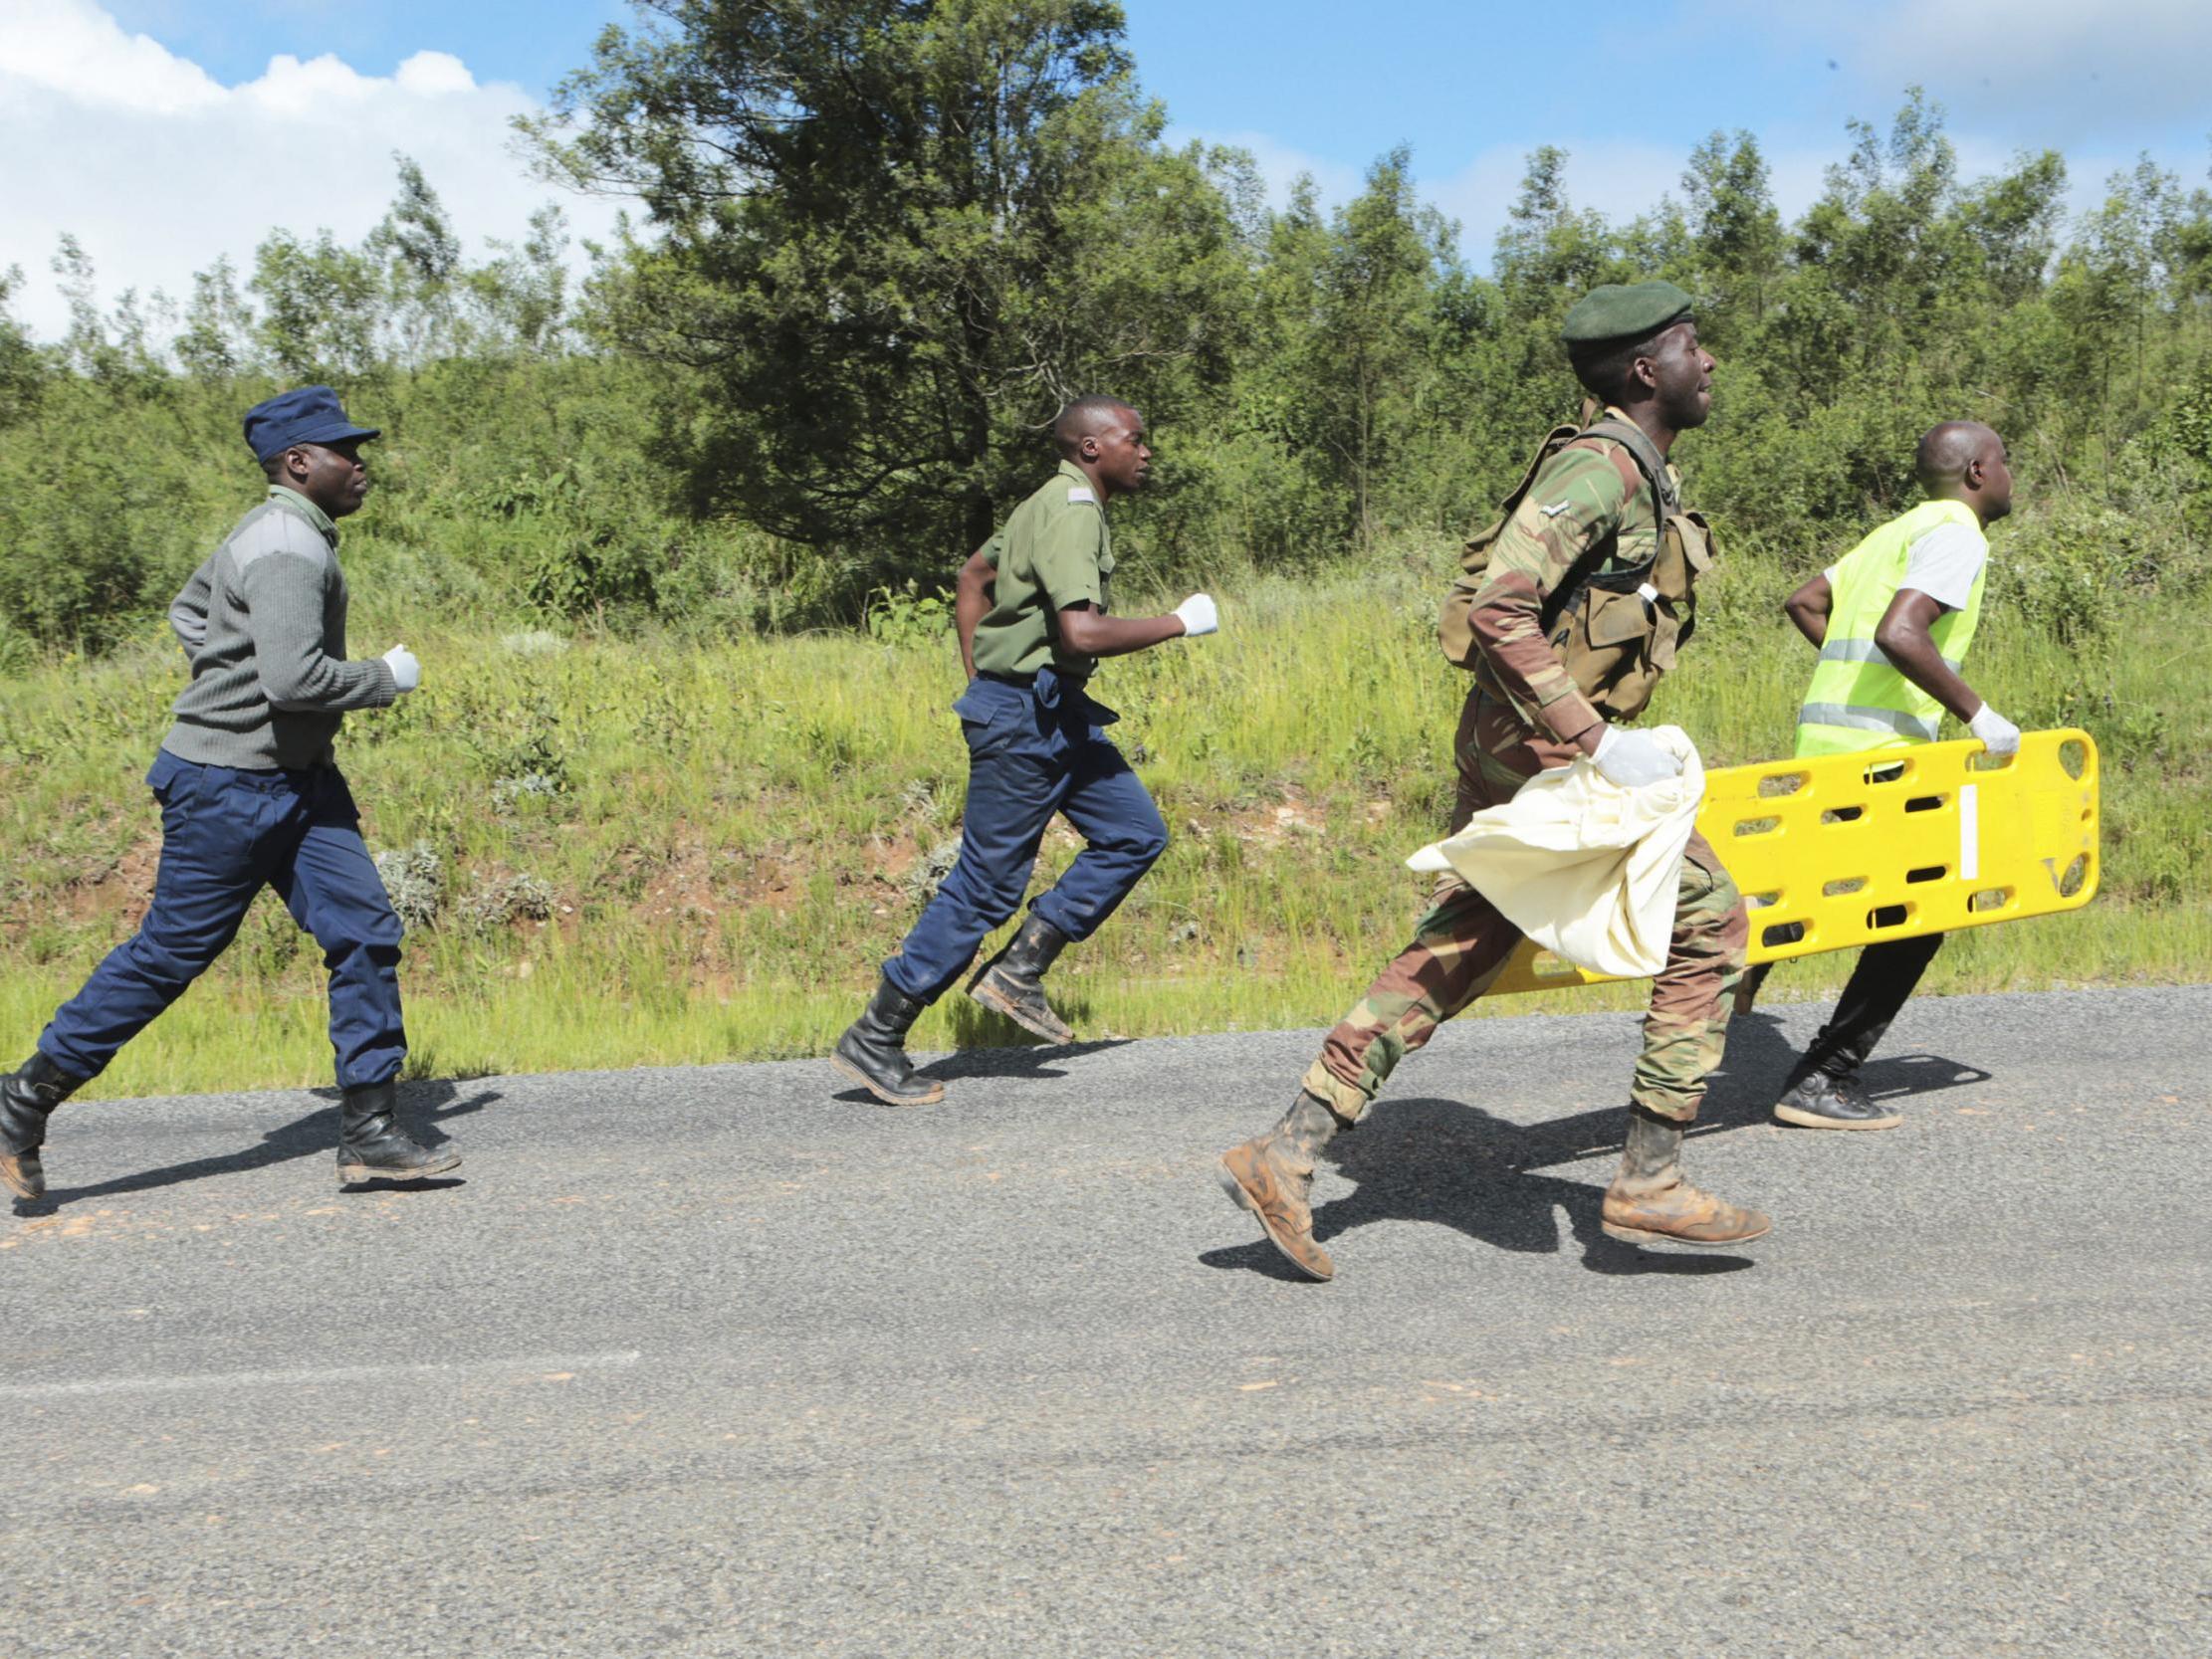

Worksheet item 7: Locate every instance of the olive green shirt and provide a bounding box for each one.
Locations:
[972,460,1115,679]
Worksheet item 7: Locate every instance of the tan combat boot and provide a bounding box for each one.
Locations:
[1601,1105,1771,1248]
[1217,1091,1343,1281]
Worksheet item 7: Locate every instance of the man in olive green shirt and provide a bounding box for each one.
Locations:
[833,396,1218,1105]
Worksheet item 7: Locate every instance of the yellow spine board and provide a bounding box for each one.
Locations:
[1489,727,2101,996]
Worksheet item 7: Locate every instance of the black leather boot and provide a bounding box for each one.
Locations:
[336,1081,461,1184]
[831,975,946,1106]
[1,1051,84,1201]
[968,913,1075,1044]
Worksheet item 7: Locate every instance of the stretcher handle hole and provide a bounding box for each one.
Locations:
[2058,855,2089,898]
[1966,750,2013,771]
[1903,794,1945,813]
[1761,920,1807,948]
[1904,864,1947,884]
[1823,876,1868,897]
[1820,804,1865,824]
[2058,740,2088,780]
[1866,904,1909,930]
[1757,772,1809,798]
[1734,816,1781,837]
[1969,888,2014,913]
[1863,760,1910,785]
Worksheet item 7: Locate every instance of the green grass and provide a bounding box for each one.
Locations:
[2,550,2206,1100]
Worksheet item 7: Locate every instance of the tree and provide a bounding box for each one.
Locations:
[530,0,1249,587]
[0,267,46,430]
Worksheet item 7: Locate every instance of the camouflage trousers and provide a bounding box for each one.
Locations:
[1299,690,1750,1126]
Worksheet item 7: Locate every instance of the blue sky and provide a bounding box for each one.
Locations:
[8,1,2210,337]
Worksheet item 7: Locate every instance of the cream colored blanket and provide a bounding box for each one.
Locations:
[1406,726,1705,978]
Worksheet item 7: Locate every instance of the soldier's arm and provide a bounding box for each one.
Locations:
[955,542,996,682]
[1873,589,1982,723]
[168,562,212,655]
[1784,573,1832,648]
[1466,447,1634,747]
[1056,604,1187,658]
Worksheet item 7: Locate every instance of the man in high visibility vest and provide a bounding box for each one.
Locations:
[1756,420,2019,1130]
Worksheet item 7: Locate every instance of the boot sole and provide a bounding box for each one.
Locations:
[1,1156,41,1201]
[1601,1217,1772,1249]
[829,1051,945,1107]
[968,979,1074,1046]
[1773,1103,1902,1132]
[1216,1157,1333,1282]
[337,1149,462,1184]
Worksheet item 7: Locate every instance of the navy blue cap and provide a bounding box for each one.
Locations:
[242,385,380,463]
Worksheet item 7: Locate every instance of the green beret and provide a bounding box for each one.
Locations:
[1560,280,1694,348]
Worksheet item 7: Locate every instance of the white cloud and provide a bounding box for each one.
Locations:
[0,0,621,340]
[1173,126,1363,213]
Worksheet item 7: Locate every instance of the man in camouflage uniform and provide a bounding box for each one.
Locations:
[1217,281,1770,1280]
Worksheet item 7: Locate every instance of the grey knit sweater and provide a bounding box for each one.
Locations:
[163,488,398,770]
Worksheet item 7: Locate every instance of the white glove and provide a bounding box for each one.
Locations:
[1590,726,1682,788]
[382,644,421,695]
[1967,702,2020,755]
[1172,593,1218,638]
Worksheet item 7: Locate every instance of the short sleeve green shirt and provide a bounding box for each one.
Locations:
[971,460,1115,678]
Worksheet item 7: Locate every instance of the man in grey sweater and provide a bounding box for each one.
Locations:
[0,386,455,1202]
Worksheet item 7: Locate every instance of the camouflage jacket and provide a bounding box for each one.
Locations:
[1466,408,1683,743]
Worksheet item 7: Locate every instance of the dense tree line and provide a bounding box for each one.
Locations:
[2,0,2210,664]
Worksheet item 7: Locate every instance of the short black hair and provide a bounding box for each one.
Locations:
[1915,421,1999,490]
[1052,394,1136,456]
[1568,329,1668,406]
[261,450,293,485]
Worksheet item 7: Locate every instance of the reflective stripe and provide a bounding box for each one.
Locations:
[1817,638,1964,673]
[1798,702,1940,742]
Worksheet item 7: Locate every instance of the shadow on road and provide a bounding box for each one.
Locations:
[828,1036,1135,1101]
[1199,1014,1994,1281]
[12,1081,498,1216]
[1201,1095,1757,1281]
[1701,1007,1994,1117]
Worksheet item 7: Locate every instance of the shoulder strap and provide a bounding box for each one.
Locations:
[1578,418,1678,514]
[1532,419,1671,636]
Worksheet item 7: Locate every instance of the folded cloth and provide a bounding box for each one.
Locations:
[1407,726,1705,978]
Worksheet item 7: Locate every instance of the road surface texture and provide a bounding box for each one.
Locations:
[4,985,2207,1657]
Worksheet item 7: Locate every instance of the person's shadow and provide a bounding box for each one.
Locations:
[1201,1094,1762,1282]
[1201,1012,1994,1282]
[12,1080,497,1217]
[826,993,1134,1100]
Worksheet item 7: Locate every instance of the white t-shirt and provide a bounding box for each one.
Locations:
[1827,519,1987,613]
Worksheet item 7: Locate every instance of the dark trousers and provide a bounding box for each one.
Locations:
[1776,932,1945,1083]
[883,669,1169,1003]
[38,750,408,1090]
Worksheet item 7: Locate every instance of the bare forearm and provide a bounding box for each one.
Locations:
[1058,610,1186,659]
[1784,574,1832,648]
[955,550,994,680]
[1876,628,1981,723]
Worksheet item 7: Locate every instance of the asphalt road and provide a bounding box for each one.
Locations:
[4,985,2208,1658]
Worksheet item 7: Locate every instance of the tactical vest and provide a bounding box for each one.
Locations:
[1794,499,1987,757]
[1439,416,1717,726]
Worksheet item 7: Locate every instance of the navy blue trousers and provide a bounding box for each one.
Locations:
[884,670,1169,1002]
[38,750,408,1090]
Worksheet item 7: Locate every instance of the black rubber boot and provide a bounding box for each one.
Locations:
[831,975,946,1106]
[969,913,1075,1044]
[1,1051,84,1201]
[335,1081,462,1184]
[1772,1066,1902,1132]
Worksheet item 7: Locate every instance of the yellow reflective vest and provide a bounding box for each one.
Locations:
[1795,499,1987,757]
